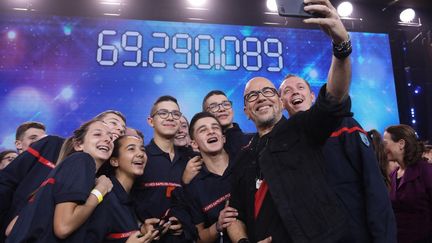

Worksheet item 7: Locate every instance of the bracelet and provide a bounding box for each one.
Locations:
[332,35,352,59]
[90,189,103,204]
[237,238,250,243]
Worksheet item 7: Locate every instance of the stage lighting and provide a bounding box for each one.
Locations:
[266,0,278,12]
[399,8,415,23]
[337,1,353,17]
[100,0,121,5]
[187,0,207,7]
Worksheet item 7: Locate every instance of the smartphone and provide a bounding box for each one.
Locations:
[276,0,312,18]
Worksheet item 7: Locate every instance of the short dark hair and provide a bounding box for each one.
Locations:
[150,95,179,116]
[94,110,126,124]
[15,122,46,140]
[385,124,426,167]
[202,90,227,111]
[189,112,221,139]
[279,74,312,94]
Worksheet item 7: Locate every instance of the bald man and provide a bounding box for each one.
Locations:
[227,0,355,242]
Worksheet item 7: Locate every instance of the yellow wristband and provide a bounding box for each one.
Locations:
[91,189,103,204]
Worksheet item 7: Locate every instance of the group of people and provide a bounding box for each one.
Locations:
[1,0,432,242]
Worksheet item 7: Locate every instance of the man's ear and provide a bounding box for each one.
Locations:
[244,106,251,120]
[147,117,154,128]
[15,140,22,152]
[311,92,316,103]
[191,139,199,151]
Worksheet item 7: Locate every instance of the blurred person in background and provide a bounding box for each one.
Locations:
[383,124,432,243]
[368,129,391,189]
[423,144,432,162]
[0,151,18,170]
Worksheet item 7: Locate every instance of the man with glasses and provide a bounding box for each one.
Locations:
[133,95,196,243]
[227,0,357,241]
[202,90,252,158]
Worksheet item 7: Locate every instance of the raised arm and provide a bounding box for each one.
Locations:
[303,0,352,102]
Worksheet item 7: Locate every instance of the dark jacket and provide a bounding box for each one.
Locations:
[0,135,64,242]
[223,123,253,159]
[323,117,396,243]
[231,85,351,243]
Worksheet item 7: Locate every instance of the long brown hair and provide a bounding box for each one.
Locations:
[56,119,101,164]
[385,124,426,167]
[368,129,390,189]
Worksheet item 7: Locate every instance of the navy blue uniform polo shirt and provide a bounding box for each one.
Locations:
[7,152,96,243]
[223,123,253,160]
[0,136,64,224]
[185,158,235,243]
[132,139,195,242]
[85,176,139,243]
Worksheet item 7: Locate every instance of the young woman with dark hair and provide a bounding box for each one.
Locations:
[85,135,160,243]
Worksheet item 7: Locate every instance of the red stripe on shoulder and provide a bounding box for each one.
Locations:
[330,126,367,137]
[27,147,56,169]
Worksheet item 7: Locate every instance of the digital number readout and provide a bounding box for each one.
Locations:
[96,30,284,72]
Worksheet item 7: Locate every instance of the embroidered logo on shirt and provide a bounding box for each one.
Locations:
[359,132,370,147]
[203,193,231,213]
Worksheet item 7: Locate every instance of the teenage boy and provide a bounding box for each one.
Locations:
[133,96,196,242]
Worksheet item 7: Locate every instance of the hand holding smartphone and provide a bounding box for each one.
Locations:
[276,0,325,18]
[276,0,311,17]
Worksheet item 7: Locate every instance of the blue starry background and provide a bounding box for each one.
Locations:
[0,12,399,148]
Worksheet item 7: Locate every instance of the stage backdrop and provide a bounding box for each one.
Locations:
[0,12,399,149]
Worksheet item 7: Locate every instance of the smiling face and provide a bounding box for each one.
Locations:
[101,113,126,141]
[191,116,225,155]
[74,121,114,165]
[204,94,234,129]
[110,136,147,177]
[174,116,191,147]
[148,101,181,139]
[244,77,283,133]
[279,76,315,116]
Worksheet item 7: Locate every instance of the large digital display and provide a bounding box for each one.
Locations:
[0,12,399,149]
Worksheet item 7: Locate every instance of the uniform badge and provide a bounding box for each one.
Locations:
[359,132,370,147]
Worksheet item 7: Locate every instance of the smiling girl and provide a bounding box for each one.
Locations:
[6,119,114,242]
[85,135,161,243]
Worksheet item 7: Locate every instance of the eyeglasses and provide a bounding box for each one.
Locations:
[152,109,182,120]
[207,101,232,113]
[244,87,278,103]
